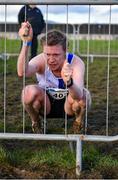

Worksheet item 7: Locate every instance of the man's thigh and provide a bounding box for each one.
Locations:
[22,84,51,115]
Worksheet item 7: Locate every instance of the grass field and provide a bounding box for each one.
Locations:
[0,37,118,55]
[0,39,118,178]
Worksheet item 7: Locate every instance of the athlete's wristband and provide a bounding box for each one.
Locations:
[23,41,32,47]
[67,78,73,88]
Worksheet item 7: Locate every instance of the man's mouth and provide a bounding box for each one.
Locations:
[49,63,56,66]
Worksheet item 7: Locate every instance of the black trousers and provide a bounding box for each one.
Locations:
[31,34,38,59]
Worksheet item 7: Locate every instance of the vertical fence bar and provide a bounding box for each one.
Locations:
[85,5,90,134]
[4,5,7,133]
[72,24,76,54]
[76,138,82,176]
[106,5,111,136]
[22,4,27,134]
[77,24,80,55]
[65,4,69,136]
[44,4,48,134]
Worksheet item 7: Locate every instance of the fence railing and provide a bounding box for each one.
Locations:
[0,0,118,5]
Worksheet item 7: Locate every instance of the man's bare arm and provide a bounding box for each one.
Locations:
[17,21,33,77]
[17,22,45,77]
[61,56,85,100]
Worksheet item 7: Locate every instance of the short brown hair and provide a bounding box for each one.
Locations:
[40,29,68,51]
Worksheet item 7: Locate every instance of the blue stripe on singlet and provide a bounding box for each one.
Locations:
[58,53,74,88]
[67,53,73,64]
[58,78,65,88]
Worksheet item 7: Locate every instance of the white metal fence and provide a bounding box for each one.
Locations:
[0,0,118,177]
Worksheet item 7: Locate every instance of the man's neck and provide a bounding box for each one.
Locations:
[52,70,61,78]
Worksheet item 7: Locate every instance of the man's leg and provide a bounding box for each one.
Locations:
[72,100,86,133]
[31,35,38,59]
[22,85,51,133]
[65,89,91,133]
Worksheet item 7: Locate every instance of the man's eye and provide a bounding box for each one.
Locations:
[44,54,50,57]
[54,54,60,57]
[45,54,60,58]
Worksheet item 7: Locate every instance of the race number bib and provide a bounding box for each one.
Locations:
[47,88,68,100]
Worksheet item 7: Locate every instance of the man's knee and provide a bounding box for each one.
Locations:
[71,100,85,116]
[21,85,43,105]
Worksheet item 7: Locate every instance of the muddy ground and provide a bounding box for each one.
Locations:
[0,58,118,178]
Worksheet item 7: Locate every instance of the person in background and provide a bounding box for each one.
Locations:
[18,22,91,134]
[18,4,45,59]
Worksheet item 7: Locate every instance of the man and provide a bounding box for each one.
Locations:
[18,5,45,59]
[18,22,91,134]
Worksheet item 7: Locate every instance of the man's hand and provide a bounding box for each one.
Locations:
[18,21,33,42]
[61,62,73,84]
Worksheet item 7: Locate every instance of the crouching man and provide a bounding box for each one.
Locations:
[17,21,91,133]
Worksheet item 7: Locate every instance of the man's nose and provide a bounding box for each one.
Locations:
[48,55,55,62]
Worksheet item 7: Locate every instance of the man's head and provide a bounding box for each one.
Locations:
[29,5,36,9]
[40,30,68,52]
[41,30,68,71]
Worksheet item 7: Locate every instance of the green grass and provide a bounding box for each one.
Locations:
[83,144,100,169]
[96,155,118,179]
[0,38,118,55]
[0,140,76,177]
[0,38,21,54]
[97,155,118,168]
[0,141,117,179]
[78,39,118,55]
[0,146,9,164]
[80,143,118,179]
[0,39,118,178]
[29,145,75,169]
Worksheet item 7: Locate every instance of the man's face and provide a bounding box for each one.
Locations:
[43,45,66,71]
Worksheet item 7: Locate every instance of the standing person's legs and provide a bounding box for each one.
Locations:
[31,35,38,59]
[21,84,51,133]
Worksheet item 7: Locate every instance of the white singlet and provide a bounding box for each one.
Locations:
[36,53,74,100]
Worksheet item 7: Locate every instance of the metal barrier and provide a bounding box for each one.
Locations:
[0,0,118,177]
[75,23,118,60]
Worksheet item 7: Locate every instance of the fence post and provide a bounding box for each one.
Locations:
[76,138,82,177]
